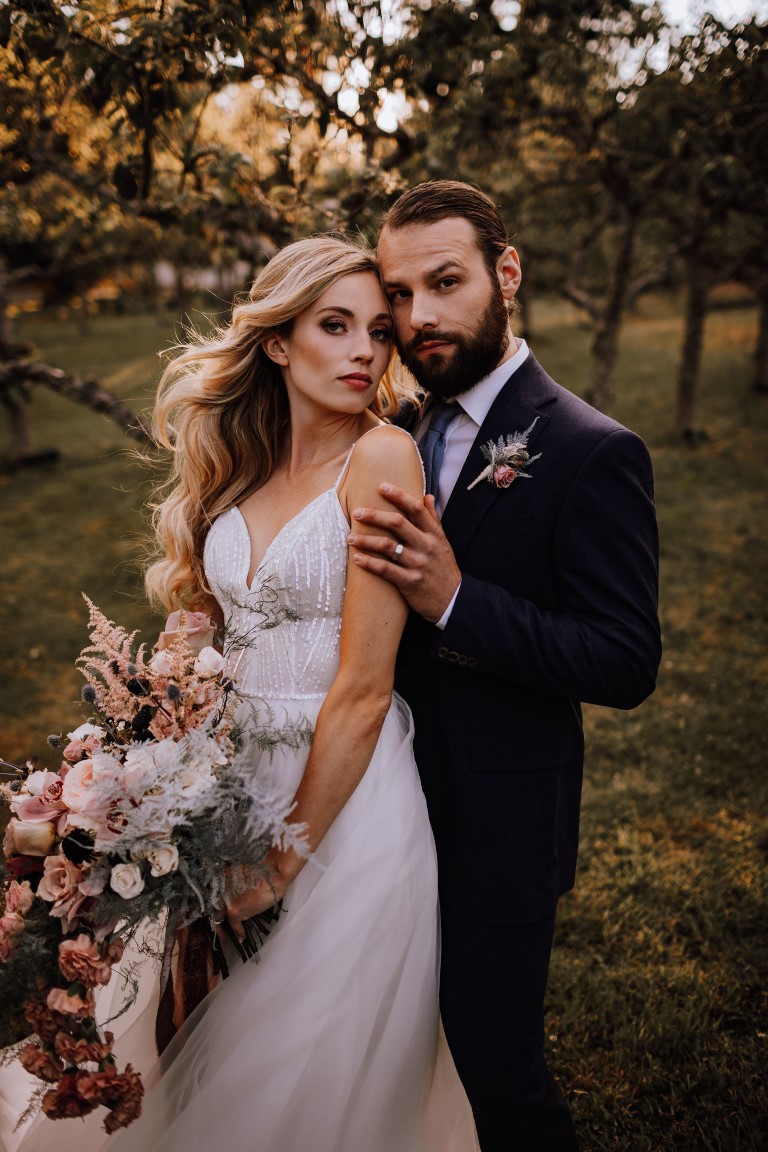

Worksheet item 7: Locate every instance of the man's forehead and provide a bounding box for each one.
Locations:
[378,217,481,280]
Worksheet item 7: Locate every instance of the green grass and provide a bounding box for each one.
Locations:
[1,297,766,1149]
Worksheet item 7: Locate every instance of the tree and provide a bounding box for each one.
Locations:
[0,0,420,465]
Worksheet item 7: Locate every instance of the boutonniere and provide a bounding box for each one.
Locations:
[467,417,542,490]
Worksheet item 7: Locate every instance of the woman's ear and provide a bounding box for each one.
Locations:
[262,333,289,366]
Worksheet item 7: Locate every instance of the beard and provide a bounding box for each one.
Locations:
[399,283,510,401]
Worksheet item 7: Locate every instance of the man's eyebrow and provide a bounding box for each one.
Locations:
[382,261,465,290]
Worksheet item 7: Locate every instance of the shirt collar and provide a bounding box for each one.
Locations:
[456,339,529,427]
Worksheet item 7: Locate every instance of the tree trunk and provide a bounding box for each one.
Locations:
[0,362,151,445]
[589,214,635,413]
[676,253,708,438]
[753,289,768,395]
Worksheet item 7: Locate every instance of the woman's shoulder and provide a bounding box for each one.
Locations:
[346,424,424,494]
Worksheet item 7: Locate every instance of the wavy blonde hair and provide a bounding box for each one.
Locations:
[145,235,412,613]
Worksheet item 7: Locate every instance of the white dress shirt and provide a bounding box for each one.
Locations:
[415,340,530,628]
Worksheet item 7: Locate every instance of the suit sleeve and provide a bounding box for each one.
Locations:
[438,428,661,709]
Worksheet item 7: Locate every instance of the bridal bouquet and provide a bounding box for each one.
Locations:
[0,598,308,1133]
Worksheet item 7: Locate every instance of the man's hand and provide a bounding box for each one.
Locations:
[347,484,461,624]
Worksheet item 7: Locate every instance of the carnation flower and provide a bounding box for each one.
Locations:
[54,1030,114,1066]
[46,987,93,1016]
[19,1044,65,1083]
[4,879,34,914]
[58,934,115,987]
[41,1073,97,1120]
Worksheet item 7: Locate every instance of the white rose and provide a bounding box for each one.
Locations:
[193,646,225,677]
[109,863,145,899]
[147,844,179,877]
[67,723,105,742]
[149,650,174,676]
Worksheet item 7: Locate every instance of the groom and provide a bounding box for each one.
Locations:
[348,181,661,1150]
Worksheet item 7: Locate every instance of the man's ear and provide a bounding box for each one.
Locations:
[497,246,522,302]
[262,333,289,366]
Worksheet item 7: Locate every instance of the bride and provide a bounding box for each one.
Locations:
[3,236,475,1152]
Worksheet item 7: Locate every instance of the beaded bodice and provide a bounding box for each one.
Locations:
[204,488,349,701]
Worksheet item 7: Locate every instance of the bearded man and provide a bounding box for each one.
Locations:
[348,181,661,1151]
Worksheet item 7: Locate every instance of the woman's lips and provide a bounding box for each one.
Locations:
[339,374,374,391]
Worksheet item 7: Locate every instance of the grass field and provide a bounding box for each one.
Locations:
[1,296,766,1149]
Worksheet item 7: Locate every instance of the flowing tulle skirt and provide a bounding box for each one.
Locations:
[3,696,476,1152]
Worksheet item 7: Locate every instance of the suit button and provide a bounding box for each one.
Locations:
[458,654,468,666]
[437,646,449,660]
[448,650,459,663]
[467,657,478,669]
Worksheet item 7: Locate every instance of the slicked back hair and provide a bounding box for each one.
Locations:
[379,180,510,278]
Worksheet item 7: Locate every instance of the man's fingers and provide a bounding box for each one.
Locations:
[379,482,436,525]
[347,530,410,559]
[352,551,413,588]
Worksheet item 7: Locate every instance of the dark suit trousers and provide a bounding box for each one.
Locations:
[440,903,579,1152]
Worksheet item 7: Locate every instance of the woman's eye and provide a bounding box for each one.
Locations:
[322,319,346,333]
[371,327,392,343]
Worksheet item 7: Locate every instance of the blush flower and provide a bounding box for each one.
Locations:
[41,1073,97,1120]
[109,863,144,899]
[156,611,215,655]
[3,818,56,856]
[4,879,34,915]
[493,464,518,488]
[19,1044,65,1083]
[58,934,114,987]
[46,987,94,1016]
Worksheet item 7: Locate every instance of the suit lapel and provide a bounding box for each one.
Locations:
[440,354,556,564]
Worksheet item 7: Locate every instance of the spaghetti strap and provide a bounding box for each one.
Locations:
[334,424,425,494]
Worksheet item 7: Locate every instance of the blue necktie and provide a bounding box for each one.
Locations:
[419,400,456,498]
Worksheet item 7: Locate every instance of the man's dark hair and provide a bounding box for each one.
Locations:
[379,180,510,277]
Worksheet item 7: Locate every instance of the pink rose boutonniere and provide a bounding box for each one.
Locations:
[468,417,542,491]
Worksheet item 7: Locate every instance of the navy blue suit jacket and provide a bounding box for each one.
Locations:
[394,353,661,925]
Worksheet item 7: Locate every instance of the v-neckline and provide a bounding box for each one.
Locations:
[233,489,346,591]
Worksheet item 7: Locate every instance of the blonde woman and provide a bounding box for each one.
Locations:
[102,237,474,1152]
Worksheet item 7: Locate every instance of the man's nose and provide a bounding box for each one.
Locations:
[409,294,438,331]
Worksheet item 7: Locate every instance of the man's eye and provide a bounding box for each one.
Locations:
[388,290,410,304]
[439,278,459,289]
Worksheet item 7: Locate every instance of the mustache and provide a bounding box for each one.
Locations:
[406,331,455,354]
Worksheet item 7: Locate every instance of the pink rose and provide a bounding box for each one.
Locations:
[58,933,115,987]
[5,879,34,914]
[156,610,215,655]
[493,464,518,488]
[46,987,93,1016]
[61,753,123,821]
[3,818,56,856]
[63,739,85,762]
[37,855,88,930]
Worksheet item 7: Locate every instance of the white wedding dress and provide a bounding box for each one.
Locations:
[2,431,476,1152]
